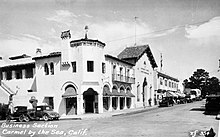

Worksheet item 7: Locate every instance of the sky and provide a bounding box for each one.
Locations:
[0,0,220,83]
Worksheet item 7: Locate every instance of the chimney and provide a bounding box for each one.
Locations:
[36,48,42,55]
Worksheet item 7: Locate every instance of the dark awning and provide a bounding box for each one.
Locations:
[119,90,127,97]
[126,91,135,97]
[112,89,121,96]
[103,86,112,96]
[62,86,77,98]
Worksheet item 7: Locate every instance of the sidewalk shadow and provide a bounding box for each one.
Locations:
[190,107,205,111]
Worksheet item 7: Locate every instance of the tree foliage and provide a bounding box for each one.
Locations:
[183,69,220,97]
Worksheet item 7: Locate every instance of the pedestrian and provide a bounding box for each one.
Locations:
[205,128,216,137]
[148,98,152,107]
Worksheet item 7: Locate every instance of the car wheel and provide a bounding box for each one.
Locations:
[43,114,49,121]
[23,115,30,122]
[19,115,24,122]
[6,116,11,122]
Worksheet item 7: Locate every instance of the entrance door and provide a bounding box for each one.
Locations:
[85,95,94,113]
[66,97,77,115]
[83,88,98,113]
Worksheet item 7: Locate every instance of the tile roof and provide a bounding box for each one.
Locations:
[32,52,61,60]
[117,45,158,69]
[118,45,149,59]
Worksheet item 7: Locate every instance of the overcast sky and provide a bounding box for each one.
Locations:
[0,0,220,82]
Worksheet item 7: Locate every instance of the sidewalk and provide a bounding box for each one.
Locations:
[59,105,159,120]
[0,106,159,123]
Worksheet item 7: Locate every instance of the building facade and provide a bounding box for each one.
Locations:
[154,71,180,102]
[0,31,158,116]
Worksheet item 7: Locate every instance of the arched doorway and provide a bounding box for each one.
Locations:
[103,85,111,111]
[112,85,119,110]
[83,88,98,113]
[143,77,148,107]
[62,85,77,115]
[119,86,125,110]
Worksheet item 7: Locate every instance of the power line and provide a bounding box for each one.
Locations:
[105,20,208,43]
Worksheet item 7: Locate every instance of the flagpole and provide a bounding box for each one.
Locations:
[134,17,138,46]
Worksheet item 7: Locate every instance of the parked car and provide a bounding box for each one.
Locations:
[6,106,29,122]
[205,95,220,113]
[159,97,174,107]
[185,95,193,103]
[27,105,60,121]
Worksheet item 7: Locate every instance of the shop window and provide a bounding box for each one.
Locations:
[120,97,125,110]
[43,97,54,109]
[87,61,94,72]
[44,63,49,75]
[72,61,76,73]
[50,62,54,75]
[25,68,34,78]
[126,97,131,109]
[112,97,118,110]
[103,97,109,111]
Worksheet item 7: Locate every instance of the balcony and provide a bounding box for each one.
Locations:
[112,74,135,84]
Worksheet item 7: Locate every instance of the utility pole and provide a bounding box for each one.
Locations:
[160,53,163,72]
[134,16,138,46]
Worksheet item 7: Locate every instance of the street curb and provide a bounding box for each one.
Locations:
[112,106,159,117]
[59,117,82,121]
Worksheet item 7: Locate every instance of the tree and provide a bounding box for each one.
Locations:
[188,69,209,97]
[208,77,220,95]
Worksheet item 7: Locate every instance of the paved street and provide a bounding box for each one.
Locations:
[0,100,219,137]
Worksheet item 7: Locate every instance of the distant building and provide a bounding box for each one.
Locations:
[154,71,180,101]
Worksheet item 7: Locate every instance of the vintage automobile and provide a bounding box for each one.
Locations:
[6,106,29,122]
[159,97,174,107]
[205,95,220,113]
[27,105,60,121]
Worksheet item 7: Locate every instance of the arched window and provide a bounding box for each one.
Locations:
[112,86,118,110]
[44,63,49,75]
[119,86,125,110]
[103,85,110,111]
[50,62,54,75]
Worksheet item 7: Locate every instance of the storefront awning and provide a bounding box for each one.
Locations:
[103,86,113,96]
[112,89,121,96]
[62,86,77,98]
[126,92,135,97]
[119,90,127,96]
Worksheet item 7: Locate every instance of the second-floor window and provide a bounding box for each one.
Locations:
[160,78,163,85]
[102,63,106,74]
[165,80,167,86]
[72,61,76,72]
[87,61,94,72]
[44,63,49,75]
[50,62,54,75]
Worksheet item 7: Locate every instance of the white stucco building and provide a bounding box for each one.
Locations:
[0,30,159,116]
